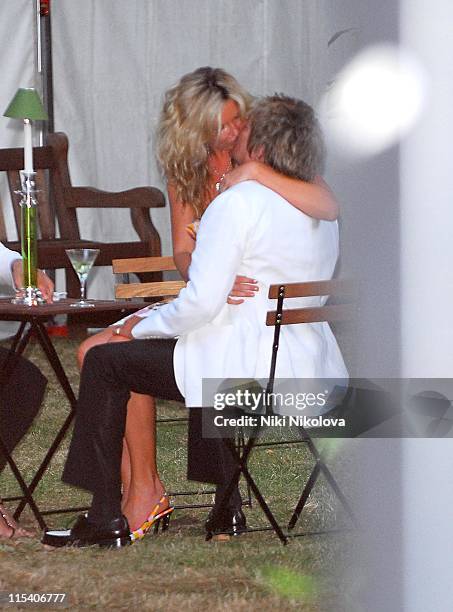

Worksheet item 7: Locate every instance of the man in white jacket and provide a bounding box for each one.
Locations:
[0,243,53,538]
[45,95,347,548]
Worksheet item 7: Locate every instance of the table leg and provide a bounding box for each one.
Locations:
[33,320,77,407]
[13,319,77,521]
[9,321,27,354]
[0,323,34,385]
[0,434,47,530]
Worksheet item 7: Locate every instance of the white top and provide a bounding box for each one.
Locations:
[130,181,348,406]
[0,242,20,288]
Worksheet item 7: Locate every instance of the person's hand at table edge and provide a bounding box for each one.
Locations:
[11,260,54,303]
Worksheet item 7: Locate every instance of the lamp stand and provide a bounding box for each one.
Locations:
[11,171,44,306]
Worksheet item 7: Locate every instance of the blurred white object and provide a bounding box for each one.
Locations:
[52,291,67,302]
[321,43,427,157]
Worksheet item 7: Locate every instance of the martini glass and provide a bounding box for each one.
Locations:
[65,248,100,307]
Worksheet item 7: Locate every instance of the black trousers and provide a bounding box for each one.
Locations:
[62,339,240,521]
[0,347,47,472]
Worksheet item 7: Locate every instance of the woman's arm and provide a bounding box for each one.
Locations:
[168,184,197,281]
[221,161,339,221]
[168,184,258,304]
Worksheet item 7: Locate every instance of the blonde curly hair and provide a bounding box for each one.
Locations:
[157,67,252,218]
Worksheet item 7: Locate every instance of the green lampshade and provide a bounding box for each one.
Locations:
[3,88,48,121]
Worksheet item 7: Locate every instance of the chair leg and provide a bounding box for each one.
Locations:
[220,437,288,544]
[288,427,357,530]
[319,461,357,526]
[239,459,288,544]
[288,462,321,530]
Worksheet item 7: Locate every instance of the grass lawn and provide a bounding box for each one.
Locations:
[0,334,355,611]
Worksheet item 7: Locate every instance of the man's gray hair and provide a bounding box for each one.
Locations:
[247,94,325,181]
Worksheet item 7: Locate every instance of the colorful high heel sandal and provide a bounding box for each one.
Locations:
[130,494,174,543]
[0,503,15,539]
[0,500,34,539]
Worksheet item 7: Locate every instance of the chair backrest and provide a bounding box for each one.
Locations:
[46,133,165,244]
[0,133,165,300]
[0,132,166,244]
[266,280,354,326]
[113,256,186,299]
[266,279,354,393]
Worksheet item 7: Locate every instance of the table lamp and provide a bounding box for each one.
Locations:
[3,88,48,305]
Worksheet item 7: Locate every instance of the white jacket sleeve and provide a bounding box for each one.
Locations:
[131,188,250,339]
[0,242,21,288]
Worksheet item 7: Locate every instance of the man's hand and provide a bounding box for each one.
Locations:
[37,269,54,302]
[11,260,54,303]
[227,275,259,305]
[111,315,142,340]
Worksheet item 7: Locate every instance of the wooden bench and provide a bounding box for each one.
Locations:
[0,132,165,298]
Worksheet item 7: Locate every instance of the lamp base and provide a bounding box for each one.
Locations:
[11,286,45,306]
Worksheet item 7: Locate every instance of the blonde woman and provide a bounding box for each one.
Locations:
[77,67,339,539]
[159,67,337,289]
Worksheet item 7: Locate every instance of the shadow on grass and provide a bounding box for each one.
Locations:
[0,336,356,610]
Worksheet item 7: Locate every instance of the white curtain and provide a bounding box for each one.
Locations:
[51,0,359,298]
[0,0,36,243]
[0,0,362,310]
[0,0,35,336]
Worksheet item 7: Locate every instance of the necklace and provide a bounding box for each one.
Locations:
[210,156,232,191]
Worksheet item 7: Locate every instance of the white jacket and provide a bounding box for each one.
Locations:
[0,242,20,288]
[132,181,348,406]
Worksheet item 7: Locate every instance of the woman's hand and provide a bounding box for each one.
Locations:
[110,315,143,340]
[227,275,259,305]
[223,163,339,221]
[220,161,261,192]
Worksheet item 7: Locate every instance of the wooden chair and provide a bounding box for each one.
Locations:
[0,132,165,297]
[113,256,185,300]
[214,279,356,544]
[113,255,185,425]
[112,256,253,512]
[113,255,205,508]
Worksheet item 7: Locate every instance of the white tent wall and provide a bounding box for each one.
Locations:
[0,0,36,245]
[401,1,453,611]
[0,0,36,338]
[51,0,361,299]
[8,3,453,611]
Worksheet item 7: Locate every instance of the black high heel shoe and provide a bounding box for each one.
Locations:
[205,506,246,540]
[42,514,131,548]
